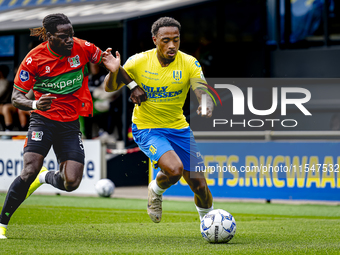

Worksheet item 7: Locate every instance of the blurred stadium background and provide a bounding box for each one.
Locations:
[0,0,339,202]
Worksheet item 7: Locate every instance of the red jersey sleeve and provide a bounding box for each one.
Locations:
[13,53,37,94]
[80,39,103,64]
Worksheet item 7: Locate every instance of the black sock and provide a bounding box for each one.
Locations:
[19,124,29,131]
[5,124,14,131]
[45,171,66,191]
[0,176,30,225]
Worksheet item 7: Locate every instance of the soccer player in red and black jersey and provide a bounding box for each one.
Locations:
[0,13,124,239]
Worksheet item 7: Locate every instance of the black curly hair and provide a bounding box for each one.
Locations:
[151,17,181,37]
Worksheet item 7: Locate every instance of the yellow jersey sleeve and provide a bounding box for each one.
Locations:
[188,57,207,91]
[123,54,138,81]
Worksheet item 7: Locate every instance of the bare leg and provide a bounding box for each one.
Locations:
[18,110,29,130]
[156,150,183,189]
[2,104,16,130]
[147,150,183,223]
[148,151,213,222]
[20,152,44,183]
[182,170,213,208]
[45,160,84,191]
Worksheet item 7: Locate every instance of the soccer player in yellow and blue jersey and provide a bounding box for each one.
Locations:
[103,17,214,223]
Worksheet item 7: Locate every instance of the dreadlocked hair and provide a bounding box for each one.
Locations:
[30,27,47,41]
[151,17,181,37]
[30,13,71,41]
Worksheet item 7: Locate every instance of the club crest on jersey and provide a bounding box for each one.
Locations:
[173,70,182,81]
[31,131,43,141]
[68,55,80,68]
[20,70,29,82]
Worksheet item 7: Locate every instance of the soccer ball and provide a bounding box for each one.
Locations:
[200,209,236,243]
[95,179,115,197]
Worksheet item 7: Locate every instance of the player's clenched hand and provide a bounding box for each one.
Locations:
[36,93,57,111]
[197,103,213,118]
[102,48,121,73]
[130,86,147,106]
[194,89,214,118]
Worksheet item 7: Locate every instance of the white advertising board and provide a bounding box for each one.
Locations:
[0,139,101,195]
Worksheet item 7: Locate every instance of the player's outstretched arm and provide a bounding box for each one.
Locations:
[102,48,147,105]
[12,89,56,111]
[102,48,123,92]
[194,88,214,118]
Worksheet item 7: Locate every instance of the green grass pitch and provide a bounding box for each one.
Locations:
[0,193,340,254]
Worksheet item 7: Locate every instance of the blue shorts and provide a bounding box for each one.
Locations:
[132,124,204,171]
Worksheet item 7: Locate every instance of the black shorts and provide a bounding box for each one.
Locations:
[24,113,85,164]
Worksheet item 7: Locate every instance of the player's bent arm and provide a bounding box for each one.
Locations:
[118,68,148,105]
[104,66,132,92]
[12,88,56,111]
[104,69,122,92]
[12,89,35,111]
[104,66,147,105]
[194,88,214,118]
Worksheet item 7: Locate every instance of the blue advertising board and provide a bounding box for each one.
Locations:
[150,141,340,201]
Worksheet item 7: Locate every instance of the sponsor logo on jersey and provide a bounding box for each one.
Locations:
[92,47,100,62]
[145,70,158,75]
[195,61,201,67]
[20,70,29,82]
[141,83,182,99]
[68,55,81,68]
[200,70,205,80]
[26,57,32,65]
[31,131,43,141]
[85,41,91,46]
[45,66,50,73]
[34,69,83,94]
[41,74,82,90]
[173,70,182,81]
